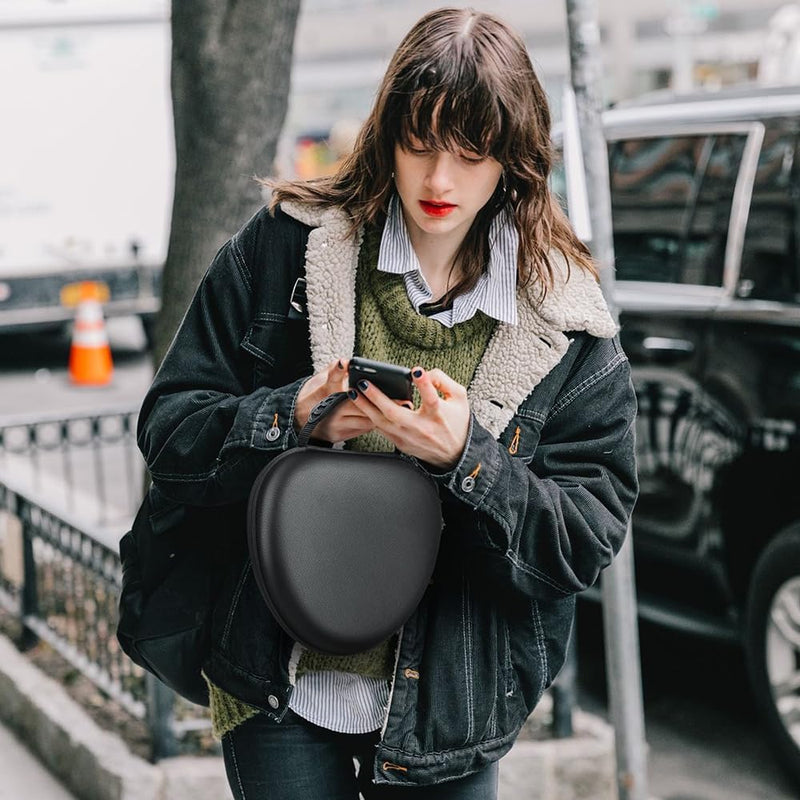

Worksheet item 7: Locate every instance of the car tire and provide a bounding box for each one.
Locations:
[745,523,800,787]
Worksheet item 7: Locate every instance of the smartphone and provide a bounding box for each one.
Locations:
[348,357,413,401]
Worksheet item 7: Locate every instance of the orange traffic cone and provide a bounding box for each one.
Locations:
[68,284,113,386]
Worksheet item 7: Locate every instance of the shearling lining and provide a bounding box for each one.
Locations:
[281,201,618,438]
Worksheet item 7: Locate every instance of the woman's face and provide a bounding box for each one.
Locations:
[393,136,503,245]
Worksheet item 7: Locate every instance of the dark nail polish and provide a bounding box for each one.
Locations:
[337,359,344,369]
[403,403,413,410]
[357,380,369,391]
[348,389,358,400]
[412,369,423,379]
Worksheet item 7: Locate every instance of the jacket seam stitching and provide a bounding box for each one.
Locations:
[149,451,250,481]
[504,549,572,595]
[252,312,288,323]
[222,561,251,649]
[251,392,275,448]
[230,234,253,293]
[461,574,475,743]
[547,353,627,420]
[377,727,518,757]
[514,408,547,423]
[149,468,217,481]
[241,338,276,365]
[470,438,501,510]
[531,600,550,693]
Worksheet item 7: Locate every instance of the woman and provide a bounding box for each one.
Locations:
[137,7,638,798]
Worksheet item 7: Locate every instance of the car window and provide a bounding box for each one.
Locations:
[738,123,800,303]
[609,133,747,286]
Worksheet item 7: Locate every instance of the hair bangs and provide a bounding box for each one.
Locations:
[392,59,506,159]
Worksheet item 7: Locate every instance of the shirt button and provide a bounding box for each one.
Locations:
[266,427,281,442]
[461,476,475,493]
[267,694,280,709]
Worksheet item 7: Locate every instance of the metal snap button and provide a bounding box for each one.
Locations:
[461,476,475,493]
[266,427,281,442]
[267,694,280,709]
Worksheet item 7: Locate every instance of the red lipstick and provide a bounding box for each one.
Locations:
[419,200,456,217]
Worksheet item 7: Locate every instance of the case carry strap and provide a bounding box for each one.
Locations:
[296,392,349,447]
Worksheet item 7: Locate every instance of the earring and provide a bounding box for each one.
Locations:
[493,173,508,210]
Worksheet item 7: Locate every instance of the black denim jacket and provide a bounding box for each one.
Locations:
[137,203,638,787]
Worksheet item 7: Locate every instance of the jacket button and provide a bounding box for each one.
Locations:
[267,694,280,709]
[461,476,475,493]
[266,427,281,442]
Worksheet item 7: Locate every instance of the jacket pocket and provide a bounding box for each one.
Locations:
[241,319,282,389]
[241,317,312,389]
[501,409,546,463]
[216,557,283,673]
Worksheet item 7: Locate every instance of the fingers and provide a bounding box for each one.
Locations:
[411,367,441,410]
[325,358,348,387]
[422,367,465,398]
[348,381,412,423]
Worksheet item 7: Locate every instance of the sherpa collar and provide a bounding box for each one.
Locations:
[281,201,618,439]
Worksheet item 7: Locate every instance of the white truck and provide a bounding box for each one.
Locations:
[0,0,173,338]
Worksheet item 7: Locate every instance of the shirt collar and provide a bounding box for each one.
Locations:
[377,194,518,326]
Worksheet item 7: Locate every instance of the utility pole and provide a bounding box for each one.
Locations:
[564,3,649,800]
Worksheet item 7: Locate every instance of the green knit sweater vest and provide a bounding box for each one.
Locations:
[206,222,497,738]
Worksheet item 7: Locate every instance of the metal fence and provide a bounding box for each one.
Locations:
[0,407,212,760]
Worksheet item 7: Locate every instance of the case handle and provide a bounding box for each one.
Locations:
[296,392,349,447]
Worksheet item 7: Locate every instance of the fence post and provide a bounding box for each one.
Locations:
[18,499,39,651]
[146,674,179,760]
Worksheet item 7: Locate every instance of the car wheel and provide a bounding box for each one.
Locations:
[746,523,800,787]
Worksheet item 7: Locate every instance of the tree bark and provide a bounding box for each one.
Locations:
[154,0,301,366]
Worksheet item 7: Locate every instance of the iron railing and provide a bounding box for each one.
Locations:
[0,405,143,529]
[0,407,212,760]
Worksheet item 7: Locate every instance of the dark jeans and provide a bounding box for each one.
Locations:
[222,710,499,800]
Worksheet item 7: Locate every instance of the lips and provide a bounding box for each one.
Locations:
[419,200,456,217]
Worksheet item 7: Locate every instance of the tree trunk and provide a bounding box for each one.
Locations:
[154,0,301,366]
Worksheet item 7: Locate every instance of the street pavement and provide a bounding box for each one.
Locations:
[0,720,76,799]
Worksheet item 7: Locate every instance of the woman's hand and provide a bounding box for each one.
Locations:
[294,359,374,443]
[349,367,470,470]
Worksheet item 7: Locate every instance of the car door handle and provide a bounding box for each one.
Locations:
[641,336,695,356]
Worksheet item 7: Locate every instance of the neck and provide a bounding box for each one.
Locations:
[403,220,466,300]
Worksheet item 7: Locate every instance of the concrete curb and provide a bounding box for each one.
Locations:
[500,697,618,800]
[0,633,616,800]
[0,635,232,800]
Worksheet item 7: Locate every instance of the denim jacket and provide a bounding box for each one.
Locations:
[137,202,638,786]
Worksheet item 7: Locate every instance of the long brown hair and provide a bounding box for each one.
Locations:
[269,7,597,301]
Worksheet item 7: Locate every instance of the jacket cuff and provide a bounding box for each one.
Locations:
[430,415,501,510]
[249,376,309,452]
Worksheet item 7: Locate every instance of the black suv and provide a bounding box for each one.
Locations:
[557,84,800,783]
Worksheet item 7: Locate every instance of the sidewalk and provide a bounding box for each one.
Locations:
[0,720,76,800]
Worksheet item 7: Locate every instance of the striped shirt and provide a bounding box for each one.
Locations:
[377,193,519,327]
[289,670,391,733]
[288,196,519,735]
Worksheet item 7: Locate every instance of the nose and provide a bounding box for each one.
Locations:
[424,152,455,196]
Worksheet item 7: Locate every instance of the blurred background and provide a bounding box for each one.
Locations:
[1,1,800,799]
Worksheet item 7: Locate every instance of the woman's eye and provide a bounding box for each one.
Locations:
[459,153,486,165]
